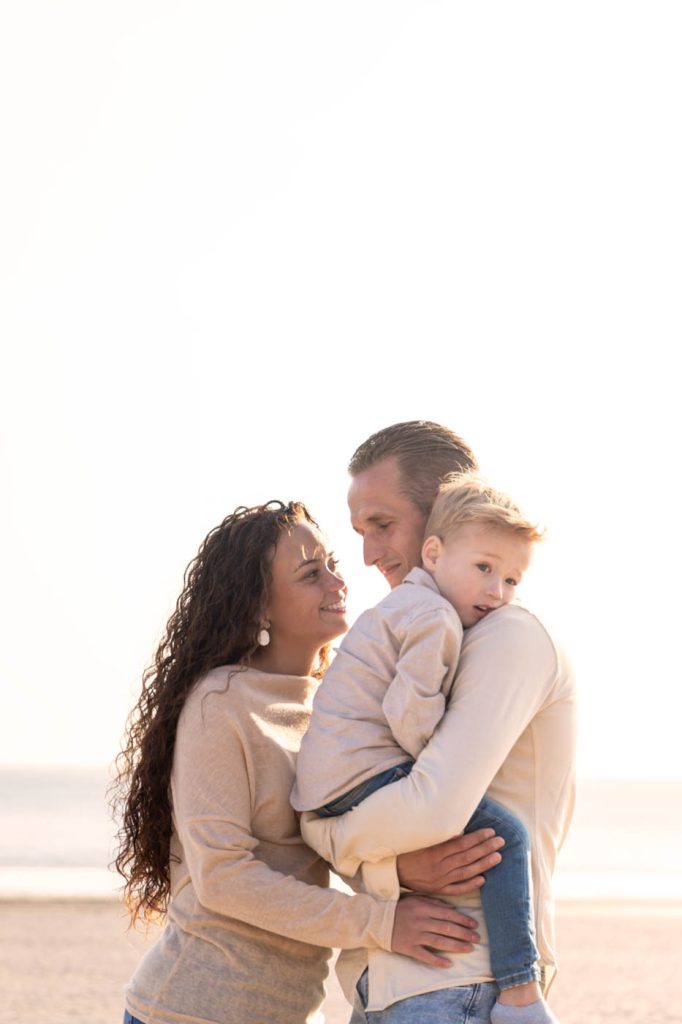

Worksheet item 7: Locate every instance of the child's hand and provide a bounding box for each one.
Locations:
[396,829,504,895]
[391,893,480,967]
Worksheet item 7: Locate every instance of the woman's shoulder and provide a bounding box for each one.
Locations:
[176,667,270,751]
[179,664,315,745]
[179,665,250,729]
[186,664,315,713]
[193,664,243,694]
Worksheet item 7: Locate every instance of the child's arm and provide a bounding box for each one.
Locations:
[301,605,570,882]
[382,605,463,758]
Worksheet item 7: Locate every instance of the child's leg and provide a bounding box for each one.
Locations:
[315,761,413,817]
[466,797,559,1023]
[466,795,539,989]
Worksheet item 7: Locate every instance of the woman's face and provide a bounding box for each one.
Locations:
[265,520,348,663]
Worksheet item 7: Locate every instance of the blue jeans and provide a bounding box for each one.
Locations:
[123,1012,145,1024]
[467,794,540,988]
[315,762,415,817]
[319,762,540,991]
[350,969,499,1023]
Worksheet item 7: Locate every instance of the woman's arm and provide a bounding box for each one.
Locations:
[301,605,558,880]
[172,687,479,961]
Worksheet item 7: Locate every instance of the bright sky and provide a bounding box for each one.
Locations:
[1,3,680,779]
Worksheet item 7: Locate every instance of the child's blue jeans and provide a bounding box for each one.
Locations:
[315,761,540,991]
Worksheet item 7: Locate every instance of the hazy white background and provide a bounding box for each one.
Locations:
[1,2,680,779]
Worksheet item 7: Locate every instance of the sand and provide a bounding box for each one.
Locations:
[0,899,679,1024]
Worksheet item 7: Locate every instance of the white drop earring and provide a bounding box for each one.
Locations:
[257,621,271,647]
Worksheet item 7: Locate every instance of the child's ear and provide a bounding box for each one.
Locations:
[422,535,443,571]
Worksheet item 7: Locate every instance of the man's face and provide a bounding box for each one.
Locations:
[347,457,427,588]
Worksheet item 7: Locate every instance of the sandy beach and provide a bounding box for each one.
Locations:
[0,899,679,1024]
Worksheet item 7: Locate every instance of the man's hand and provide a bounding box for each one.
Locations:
[396,828,504,896]
[391,893,480,967]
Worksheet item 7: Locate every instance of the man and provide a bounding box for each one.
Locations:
[348,421,501,918]
[301,421,577,1022]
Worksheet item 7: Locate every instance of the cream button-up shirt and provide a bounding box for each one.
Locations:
[292,568,462,812]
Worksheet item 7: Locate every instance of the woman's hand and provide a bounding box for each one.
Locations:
[396,828,504,896]
[391,893,480,967]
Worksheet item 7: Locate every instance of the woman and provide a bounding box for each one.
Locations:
[113,501,479,1024]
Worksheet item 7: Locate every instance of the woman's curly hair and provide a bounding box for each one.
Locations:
[110,500,328,924]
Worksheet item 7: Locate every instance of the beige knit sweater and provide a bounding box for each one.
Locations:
[125,666,395,1024]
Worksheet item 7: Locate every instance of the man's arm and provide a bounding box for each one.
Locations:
[396,829,505,895]
[339,830,503,899]
[301,605,557,879]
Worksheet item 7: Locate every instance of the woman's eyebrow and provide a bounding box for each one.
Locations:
[295,555,323,570]
[296,545,335,570]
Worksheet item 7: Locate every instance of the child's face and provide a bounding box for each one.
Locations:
[422,523,533,628]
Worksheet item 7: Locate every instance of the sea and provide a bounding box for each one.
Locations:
[1,767,681,901]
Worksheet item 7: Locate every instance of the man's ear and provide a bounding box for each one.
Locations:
[422,534,443,571]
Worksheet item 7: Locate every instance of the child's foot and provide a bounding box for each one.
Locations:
[491,998,559,1024]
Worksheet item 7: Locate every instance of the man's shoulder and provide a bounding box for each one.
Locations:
[469,602,554,636]
[461,604,573,684]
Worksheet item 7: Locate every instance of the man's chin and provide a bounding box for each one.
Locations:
[381,566,406,588]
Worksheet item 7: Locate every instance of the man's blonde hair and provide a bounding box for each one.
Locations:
[348,421,478,517]
[425,473,545,545]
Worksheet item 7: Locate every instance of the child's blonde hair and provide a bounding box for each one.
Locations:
[424,472,545,545]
